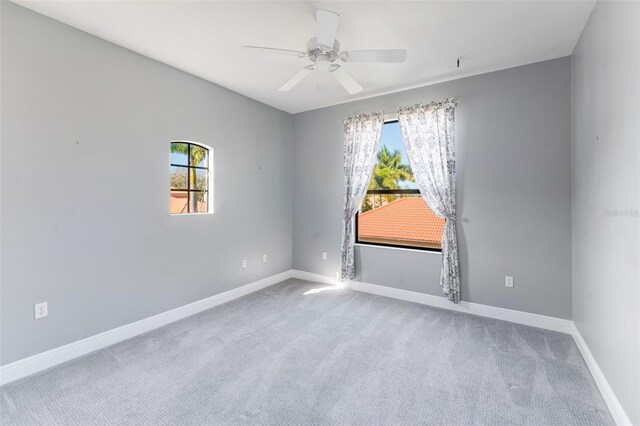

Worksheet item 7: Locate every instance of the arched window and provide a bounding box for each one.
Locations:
[170,141,213,214]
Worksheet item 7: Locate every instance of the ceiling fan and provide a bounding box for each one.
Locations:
[242,9,407,95]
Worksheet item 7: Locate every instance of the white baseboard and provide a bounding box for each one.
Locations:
[0,270,295,386]
[571,323,632,426]
[290,269,339,286]
[289,271,572,333]
[1,268,630,426]
[347,279,573,334]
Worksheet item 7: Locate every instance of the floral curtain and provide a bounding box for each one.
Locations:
[398,99,461,303]
[339,112,384,281]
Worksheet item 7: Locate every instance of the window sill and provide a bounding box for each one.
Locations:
[354,243,442,255]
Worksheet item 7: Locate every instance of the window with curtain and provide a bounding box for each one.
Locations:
[355,121,444,251]
[170,141,213,214]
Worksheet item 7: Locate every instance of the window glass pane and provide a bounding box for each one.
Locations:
[170,142,211,215]
[190,145,208,168]
[190,191,208,213]
[171,143,189,166]
[357,121,442,250]
[170,190,188,214]
[194,169,208,191]
[169,166,188,190]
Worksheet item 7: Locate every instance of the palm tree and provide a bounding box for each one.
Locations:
[367,145,414,208]
[171,143,207,212]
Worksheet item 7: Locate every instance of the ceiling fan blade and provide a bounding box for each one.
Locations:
[278,66,314,91]
[242,46,306,58]
[316,9,339,50]
[341,49,407,63]
[329,65,363,95]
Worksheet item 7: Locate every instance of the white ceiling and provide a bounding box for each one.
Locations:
[15,1,595,114]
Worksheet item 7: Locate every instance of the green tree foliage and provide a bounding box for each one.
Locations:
[362,145,414,211]
[169,169,206,192]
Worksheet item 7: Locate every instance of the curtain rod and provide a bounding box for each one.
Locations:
[383,98,460,115]
[363,98,460,118]
[341,99,459,123]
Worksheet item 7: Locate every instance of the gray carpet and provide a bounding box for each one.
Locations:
[1,279,613,425]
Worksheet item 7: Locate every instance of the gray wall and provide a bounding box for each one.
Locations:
[3,6,638,421]
[293,57,572,319]
[571,2,640,423]
[0,0,597,371]
[0,2,293,364]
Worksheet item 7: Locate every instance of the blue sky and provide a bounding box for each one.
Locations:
[170,152,186,165]
[380,121,409,164]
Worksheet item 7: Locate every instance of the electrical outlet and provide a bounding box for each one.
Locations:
[505,276,514,288]
[262,254,268,263]
[34,302,48,319]
[241,259,247,269]
[322,251,327,261]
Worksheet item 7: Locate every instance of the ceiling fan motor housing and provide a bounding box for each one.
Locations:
[307,38,340,64]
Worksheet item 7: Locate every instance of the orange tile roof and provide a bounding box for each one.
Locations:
[171,192,189,214]
[358,197,445,243]
[170,192,207,214]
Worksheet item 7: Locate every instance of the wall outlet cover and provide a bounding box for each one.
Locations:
[505,276,514,288]
[34,302,48,319]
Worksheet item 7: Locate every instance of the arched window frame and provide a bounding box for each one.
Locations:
[169,140,214,215]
